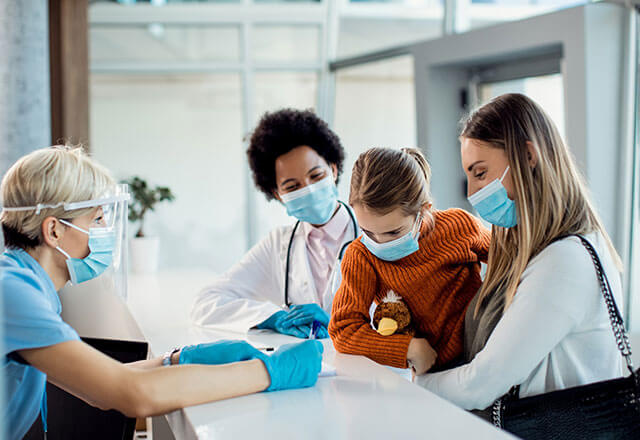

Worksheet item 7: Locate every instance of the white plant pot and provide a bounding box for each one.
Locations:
[129,236,160,273]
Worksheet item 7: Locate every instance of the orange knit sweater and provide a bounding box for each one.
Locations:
[329,208,491,369]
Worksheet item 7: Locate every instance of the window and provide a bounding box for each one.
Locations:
[337,0,444,58]
[89,1,328,271]
[253,72,319,239]
[90,24,241,65]
[333,55,417,198]
[476,73,565,138]
[90,74,246,270]
[252,25,321,63]
[461,0,588,32]
[630,16,640,331]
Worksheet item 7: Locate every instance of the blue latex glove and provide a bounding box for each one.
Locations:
[256,311,311,339]
[257,340,324,391]
[280,304,330,328]
[179,340,262,365]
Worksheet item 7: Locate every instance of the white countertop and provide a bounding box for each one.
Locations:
[126,270,514,440]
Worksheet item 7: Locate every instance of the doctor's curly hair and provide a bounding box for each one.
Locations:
[247,108,345,201]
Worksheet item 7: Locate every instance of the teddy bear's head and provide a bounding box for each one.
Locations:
[372,291,413,336]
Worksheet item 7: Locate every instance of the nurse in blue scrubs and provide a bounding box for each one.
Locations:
[1,146,322,440]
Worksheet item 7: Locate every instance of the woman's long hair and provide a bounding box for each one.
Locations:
[462,93,623,315]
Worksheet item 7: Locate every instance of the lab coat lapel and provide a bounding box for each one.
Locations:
[290,226,320,305]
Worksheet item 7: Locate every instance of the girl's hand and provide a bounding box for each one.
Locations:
[407,338,437,375]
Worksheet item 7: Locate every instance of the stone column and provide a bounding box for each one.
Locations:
[0,0,51,178]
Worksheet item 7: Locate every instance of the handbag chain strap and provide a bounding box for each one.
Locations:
[492,234,636,428]
[576,236,634,374]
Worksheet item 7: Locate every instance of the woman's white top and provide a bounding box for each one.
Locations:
[415,231,626,410]
[190,206,356,333]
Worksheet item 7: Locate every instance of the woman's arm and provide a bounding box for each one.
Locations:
[19,340,270,418]
[191,231,283,332]
[415,238,595,410]
[127,351,181,370]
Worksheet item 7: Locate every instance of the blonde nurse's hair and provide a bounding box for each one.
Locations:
[1,145,114,249]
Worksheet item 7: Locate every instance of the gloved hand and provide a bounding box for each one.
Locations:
[312,324,329,339]
[256,311,312,339]
[179,340,262,365]
[257,340,324,391]
[280,304,330,328]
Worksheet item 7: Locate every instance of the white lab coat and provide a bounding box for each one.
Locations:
[191,212,358,333]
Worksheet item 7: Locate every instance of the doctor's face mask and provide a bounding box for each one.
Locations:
[275,146,339,225]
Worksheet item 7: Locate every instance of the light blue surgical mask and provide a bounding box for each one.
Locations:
[56,219,116,285]
[280,175,338,225]
[361,213,422,262]
[468,166,518,228]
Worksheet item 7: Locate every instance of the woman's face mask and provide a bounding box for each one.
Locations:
[279,175,338,225]
[55,215,116,285]
[468,166,518,228]
[275,146,338,226]
[461,137,518,228]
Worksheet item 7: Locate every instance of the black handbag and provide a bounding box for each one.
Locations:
[491,235,640,440]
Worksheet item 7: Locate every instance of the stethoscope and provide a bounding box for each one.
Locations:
[283,200,359,308]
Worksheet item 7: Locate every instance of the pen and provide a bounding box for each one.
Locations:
[309,320,321,340]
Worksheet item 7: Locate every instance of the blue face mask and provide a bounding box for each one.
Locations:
[56,219,116,285]
[280,175,338,225]
[361,213,422,262]
[468,166,518,228]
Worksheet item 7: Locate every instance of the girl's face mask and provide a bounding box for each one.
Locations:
[360,213,423,262]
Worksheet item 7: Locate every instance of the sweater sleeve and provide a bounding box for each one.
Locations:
[414,237,599,410]
[328,243,412,368]
[466,212,491,263]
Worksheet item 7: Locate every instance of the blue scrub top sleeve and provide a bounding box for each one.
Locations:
[2,271,79,356]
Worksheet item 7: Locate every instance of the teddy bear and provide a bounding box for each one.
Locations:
[372,290,414,336]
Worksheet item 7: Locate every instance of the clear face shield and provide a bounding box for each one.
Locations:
[59,184,130,300]
[2,184,130,298]
[55,184,136,340]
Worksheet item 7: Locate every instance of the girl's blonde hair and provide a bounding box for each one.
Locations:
[1,145,114,249]
[349,147,432,216]
[462,93,623,315]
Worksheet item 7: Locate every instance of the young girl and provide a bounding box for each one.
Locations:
[328,147,490,374]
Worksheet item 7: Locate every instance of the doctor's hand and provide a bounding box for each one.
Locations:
[280,304,330,328]
[256,311,312,339]
[407,338,437,375]
[257,340,323,391]
[179,340,262,365]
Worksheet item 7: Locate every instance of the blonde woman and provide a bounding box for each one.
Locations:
[0,146,322,440]
[415,93,626,413]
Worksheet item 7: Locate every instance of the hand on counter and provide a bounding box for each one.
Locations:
[407,337,437,375]
[258,340,324,391]
[256,310,312,339]
[179,340,262,365]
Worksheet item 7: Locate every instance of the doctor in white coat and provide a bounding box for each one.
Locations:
[191,109,358,338]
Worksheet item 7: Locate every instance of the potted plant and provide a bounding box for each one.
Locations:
[123,176,175,273]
